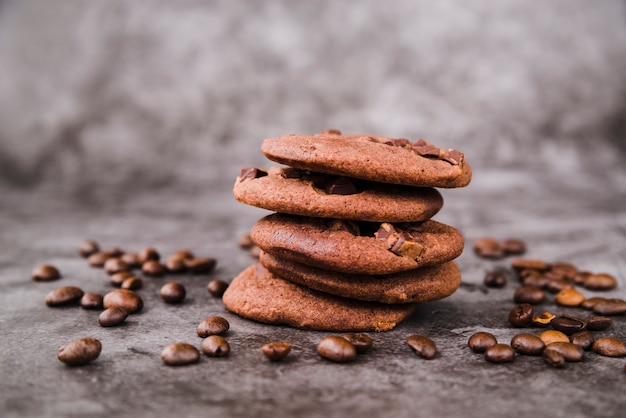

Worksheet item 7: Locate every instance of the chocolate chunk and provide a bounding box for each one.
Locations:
[442,149,464,165]
[329,220,361,236]
[375,223,423,259]
[320,129,342,135]
[383,138,411,147]
[239,167,268,181]
[324,177,358,195]
[375,223,396,241]
[281,168,305,179]
[412,143,442,158]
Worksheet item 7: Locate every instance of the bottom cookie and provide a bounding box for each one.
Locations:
[222,263,419,332]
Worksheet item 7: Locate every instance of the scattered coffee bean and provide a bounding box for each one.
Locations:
[483,270,507,288]
[545,278,574,294]
[173,249,195,260]
[58,337,102,366]
[509,303,533,327]
[185,257,217,274]
[120,253,141,269]
[555,288,585,307]
[570,331,594,351]
[521,272,549,289]
[513,286,545,305]
[160,282,186,304]
[99,307,128,327]
[137,247,160,264]
[484,344,515,363]
[511,259,550,273]
[343,333,373,354]
[103,247,124,258]
[539,330,569,345]
[581,297,606,310]
[317,336,357,363]
[88,252,109,268]
[468,332,498,353]
[142,260,167,277]
[197,316,230,337]
[249,246,261,259]
[110,271,134,287]
[502,238,526,256]
[201,335,230,357]
[165,256,186,274]
[207,279,229,297]
[239,234,254,249]
[103,289,143,314]
[472,237,504,259]
[586,316,613,331]
[573,271,592,286]
[32,264,61,282]
[121,277,143,290]
[545,342,584,362]
[550,315,587,335]
[406,334,437,360]
[532,312,556,327]
[161,342,200,366]
[592,298,626,316]
[549,262,578,281]
[45,286,84,306]
[78,240,100,258]
[80,292,104,310]
[584,273,617,291]
[261,342,292,361]
[543,347,566,368]
[511,333,545,355]
[592,337,626,357]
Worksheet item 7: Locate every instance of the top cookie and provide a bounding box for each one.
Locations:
[261,130,472,188]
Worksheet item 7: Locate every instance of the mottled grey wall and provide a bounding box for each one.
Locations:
[1,0,626,202]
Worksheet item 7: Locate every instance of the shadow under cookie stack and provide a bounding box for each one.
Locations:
[223,130,472,332]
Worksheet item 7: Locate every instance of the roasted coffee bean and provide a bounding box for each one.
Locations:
[467,332,498,353]
[521,273,549,289]
[103,289,143,313]
[545,278,574,294]
[121,277,143,290]
[137,246,160,264]
[165,256,186,274]
[586,316,613,331]
[573,271,592,286]
[78,240,100,258]
[343,333,373,354]
[142,260,167,277]
[539,330,569,345]
[58,337,102,366]
[239,234,254,249]
[472,238,504,259]
[581,297,606,310]
[207,279,229,297]
[484,344,515,363]
[249,246,261,259]
[592,337,626,357]
[110,271,134,287]
[543,347,566,368]
[88,252,109,268]
[570,331,594,351]
[99,307,128,327]
[549,262,578,281]
[80,292,103,310]
[102,247,123,258]
[502,238,526,256]
[261,342,292,361]
[120,253,141,269]
[513,286,545,305]
[546,342,584,362]
[161,342,200,366]
[584,273,618,291]
[318,336,357,363]
[406,335,437,360]
[197,316,230,337]
[511,333,545,355]
[511,259,550,273]
[532,312,556,327]
[201,335,230,357]
[32,264,61,282]
[45,286,84,306]
[185,257,217,274]
[173,249,195,260]
[550,316,587,335]
[509,303,533,327]
[555,288,585,307]
[483,271,507,288]
[592,298,626,316]
[160,282,186,304]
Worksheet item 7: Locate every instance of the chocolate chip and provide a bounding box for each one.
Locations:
[281,168,305,179]
[441,149,464,165]
[383,138,411,147]
[376,223,423,259]
[239,167,268,181]
[412,143,441,158]
[324,177,358,195]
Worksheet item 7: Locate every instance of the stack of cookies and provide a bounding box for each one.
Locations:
[223,130,472,332]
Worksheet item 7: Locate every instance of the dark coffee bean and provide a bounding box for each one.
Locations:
[543,347,566,368]
[573,271,592,286]
[317,336,356,363]
[103,247,124,258]
[584,273,618,291]
[539,330,569,346]
[484,344,515,363]
[570,331,594,351]
[592,337,626,357]
[120,253,141,269]
[121,277,143,290]
[483,271,507,288]
[343,333,373,354]
[45,286,84,306]
[32,264,61,282]
[88,252,109,268]
[509,303,533,327]
[173,249,195,260]
[165,256,186,274]
[78,240,100,258]
[467,332,497,353]
[138,247,160,264]
[201,335,230,357]
[546,342,584,362]
[545,278,574,294]
[550,316,587,335]
[99,307,128,327]
[161,342,200,366]
[554,288,585,307]
[261,342,292,361]
[142,260,167,277]
[239,234,254,249]
[58,337,102,366]
[581,297,606,310]
[511,259,550,273]
[406,334,437,360]
[103,289,143,314]
[196,316,230,337]
[586,316,613,331]
[511,333,545,355]
[521,273,549,289]
[207,279,229,297]
[185,257,217,274]
[513,286,545,305]
[160,282,186,304]
[549,262,578,281]
[249,246,261,259]
[532,311,556,327]
[80,292,103,310]
[502,238,526,256]
[110,271,134,287]
[592,298,626,316]
[472,237,504,259]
